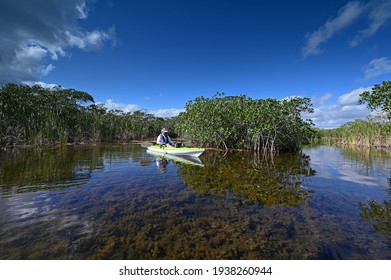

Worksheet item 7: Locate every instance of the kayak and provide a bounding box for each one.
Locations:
[146,150,204,166]
[147,145,205,157]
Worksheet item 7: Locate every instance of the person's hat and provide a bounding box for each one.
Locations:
[161,128,168,132]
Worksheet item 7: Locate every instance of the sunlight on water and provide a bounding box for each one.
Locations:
[0,144,390,259]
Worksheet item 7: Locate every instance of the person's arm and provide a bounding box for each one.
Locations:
[168,135,173,145]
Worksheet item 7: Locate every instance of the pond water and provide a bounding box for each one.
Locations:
[0,144,390,259]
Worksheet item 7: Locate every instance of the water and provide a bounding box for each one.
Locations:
[0,144,390,259]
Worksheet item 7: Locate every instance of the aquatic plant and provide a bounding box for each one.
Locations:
[359,199,391,238]
[178,150,315,207]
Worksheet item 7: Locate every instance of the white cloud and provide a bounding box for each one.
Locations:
[102,99,141,113]
[15,42,48,61]
[302,1,364,58]
[363,57,391,80]
[76,3,88,19]
[0,0,115,85]
[303,87,372,129]
[302,0,391,58]
[41,64,55,76]
[350,0,391,47]
[98,99,184,118]
[312,93,333,106]
[337,86,371,105]
[150,108,185,118]
[65,28,114,50]
[304,103,370,129]
[23,81,61,89]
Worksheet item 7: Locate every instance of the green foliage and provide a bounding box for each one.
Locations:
[359,81,391,119]
[175,93,315,152]
[318,115,391,148]
[317,80,391,148]
[0,83,94,146]
[1,84,315,151]
[0,83,167,147]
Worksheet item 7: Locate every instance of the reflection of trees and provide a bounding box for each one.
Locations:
[0,146,104,194]
[178,150,316,207]
[340,146,391,173]
[336,146,391,237]
[359,170,391,238]
[0,145,151,195]
[359,199,391,237]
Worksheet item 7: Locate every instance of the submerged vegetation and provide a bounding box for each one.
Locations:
[178,150,315,207]
[1,144,390,259]
[360,199,391,238]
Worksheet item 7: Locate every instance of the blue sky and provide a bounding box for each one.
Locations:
[1,0,391,128]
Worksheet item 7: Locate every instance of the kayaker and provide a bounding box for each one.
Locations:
[157,128,174,146]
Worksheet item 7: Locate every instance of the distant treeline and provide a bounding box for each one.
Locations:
[7,81,391,151]
[316,116,391,148]
[174,93,315,152]
[0,83,172,147]
[316,81,391,149]
[1,84,316,152]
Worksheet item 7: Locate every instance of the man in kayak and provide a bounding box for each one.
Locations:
[157,128,174,147]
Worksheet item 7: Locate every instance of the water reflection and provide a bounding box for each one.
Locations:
[155,157,169,173]
[0,145,154,190]
[0,147,100,195]
[0,144,391,259]
[359,199,391,237]
[147,150,204,168]
[304,145,391,240]
[178,150,315,207]
[304,145,390,186]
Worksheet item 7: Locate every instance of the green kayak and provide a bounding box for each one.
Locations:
[147,145,205,157]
